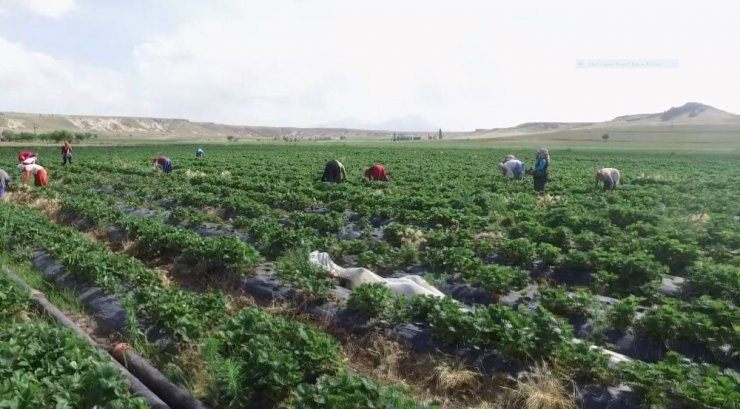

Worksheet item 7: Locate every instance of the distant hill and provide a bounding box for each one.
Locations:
[1,102,738,142]
[609,102,740,125]
[471,103,740,141]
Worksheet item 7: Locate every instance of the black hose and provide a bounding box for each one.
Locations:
[113,345,211,409]
[2,267,170,409]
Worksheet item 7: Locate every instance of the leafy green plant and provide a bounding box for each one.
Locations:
[276,248,334,301]
[346,283,395,320]
[498,237,537,267]
[539,285,593,316]
[608,296,642,330]
[537,242,563,267]
[286,371,435,409]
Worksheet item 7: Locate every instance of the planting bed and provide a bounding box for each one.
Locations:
[1,144,738,409]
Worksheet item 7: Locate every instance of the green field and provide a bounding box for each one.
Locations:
[0,143,738,408]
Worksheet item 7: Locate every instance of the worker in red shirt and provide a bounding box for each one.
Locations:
[18,151,37,165]
[152,156,173,173]
[364,164,389,181]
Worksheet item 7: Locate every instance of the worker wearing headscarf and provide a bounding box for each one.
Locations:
[153,156,173,173]
[500,154,525,180]
[61,141,72,165]
[321,160,346,183]
[532,148,550,192]
[595,168,620,191]
[0,169,10,198]
[196,148,205,158]
[365,164,389,181]
[18,163,48,187]
[18,151,37,165]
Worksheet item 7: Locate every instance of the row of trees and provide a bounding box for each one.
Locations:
[392,129,444,142]
[1,129,98,143]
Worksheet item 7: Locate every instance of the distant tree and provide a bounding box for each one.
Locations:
[602,133,609,142]
[438,128,443,140]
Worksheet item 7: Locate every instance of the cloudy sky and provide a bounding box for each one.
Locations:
[0,0,737,131]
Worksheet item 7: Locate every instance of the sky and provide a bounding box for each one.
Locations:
[0,0,738,131]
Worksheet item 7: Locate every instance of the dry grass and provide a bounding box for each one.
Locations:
[431,360,481,394]
[690,212,711,229]
[342,333,407,382]
[185,169,207,178]
[400,227,427,248]
[536,194,565,208]
[502,363,577,409]
[7,190,60,216]
[172,343,212,400]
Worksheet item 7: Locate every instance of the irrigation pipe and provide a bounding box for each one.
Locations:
[112,343,211,409]
[2,266,171,409]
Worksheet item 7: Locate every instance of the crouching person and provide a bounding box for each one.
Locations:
[595,168,620,191]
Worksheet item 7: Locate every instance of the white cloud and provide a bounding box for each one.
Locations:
[0,0,77,18]
[0,38,129,114]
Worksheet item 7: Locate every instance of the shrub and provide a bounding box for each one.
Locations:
[347,283,395,320]
[276,249,334,301]
[472,264,528,295]
[685,260,739,304]
[608,296,642,330]
[537,242,563,267]
[539,285,593,316]
[498,237,537,267]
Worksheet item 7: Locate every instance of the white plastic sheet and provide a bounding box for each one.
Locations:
[309,251,445,297]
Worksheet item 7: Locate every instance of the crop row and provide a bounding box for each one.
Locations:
[0,203,431,408]
[0,271,148,408]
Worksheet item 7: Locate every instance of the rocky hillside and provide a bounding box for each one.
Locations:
[1,102,737,141]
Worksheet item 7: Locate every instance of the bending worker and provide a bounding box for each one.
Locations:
[18,150,37,165]
[61,141,73,165]
[500,155,525,180]
[196,148,205,158]
[18,163,48,187]
[0,168,10,199]
[321,159,346,183]
[532,147,550,192]
[152,156,173,173]
[595,168,620,191]
[365,163,389,181]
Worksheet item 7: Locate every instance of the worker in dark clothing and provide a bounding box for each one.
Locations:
[532,147,550,192]
[322,160,346,183]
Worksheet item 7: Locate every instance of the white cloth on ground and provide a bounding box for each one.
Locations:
[309,251,446,297]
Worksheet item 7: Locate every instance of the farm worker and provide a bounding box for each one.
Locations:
[500,155,525,180]
[321,160,346,183]
[365,164,389,181]
[0,169,10,198]
[61,141,72,165]
[18,150,38,165]
[153,156,173,173]
[196,148,205,158]
[18,163,48,187]
[595,168,620,191]
[532,147,550,192]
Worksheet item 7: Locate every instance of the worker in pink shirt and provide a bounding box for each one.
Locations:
[595,168,620,191]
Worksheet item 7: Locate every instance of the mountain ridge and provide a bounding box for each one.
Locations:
[1,102,738,141]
